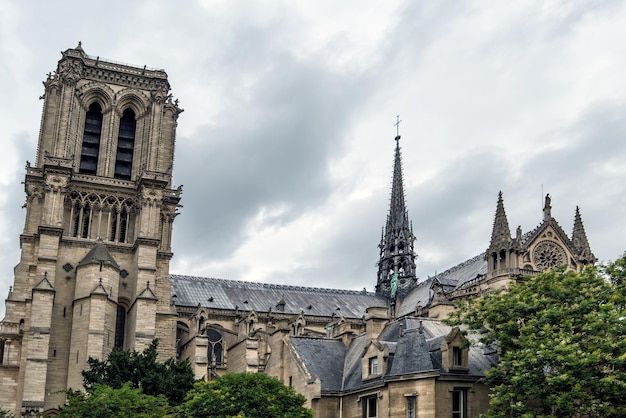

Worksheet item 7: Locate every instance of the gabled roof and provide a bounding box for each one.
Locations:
[289,336,347,392]
[77,239,120,270]
[170,275,387,318]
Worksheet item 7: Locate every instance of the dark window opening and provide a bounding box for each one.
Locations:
[0,340,5,364]
[453,347,463,366]
[81,205,91,238]
[369,357,379,375]
[452,389,467,418]
[406,396,416,418]
[110,209,118,241]
[362,396,378,418]
[114,305,126,348]
[207,329,224,365]
[79,103,103,175]
[114,109,136,180]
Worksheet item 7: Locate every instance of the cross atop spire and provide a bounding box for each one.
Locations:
[394,115,402,141]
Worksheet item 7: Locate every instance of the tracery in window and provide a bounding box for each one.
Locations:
[79,103,103,175]
[207,329,224,366]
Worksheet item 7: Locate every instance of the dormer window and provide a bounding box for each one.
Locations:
[442,327,469,372]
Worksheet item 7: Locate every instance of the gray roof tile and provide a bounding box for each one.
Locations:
[289,337,347,392]
[170,275,387,318]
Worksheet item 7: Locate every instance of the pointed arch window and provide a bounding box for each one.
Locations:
[114,109,136,180]
[79,103,103,175]
[207,329,224,366]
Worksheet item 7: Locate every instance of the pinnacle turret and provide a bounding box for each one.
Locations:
[572,206,596,264]
[376,127,417,300]
[489,191,512,249]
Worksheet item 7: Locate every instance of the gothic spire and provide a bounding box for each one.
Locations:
[572,206,596,264]
[389,137,407,229]
[376,121,417,299]
[489,191,512,249]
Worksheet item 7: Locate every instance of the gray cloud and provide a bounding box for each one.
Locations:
[1,1,625,320]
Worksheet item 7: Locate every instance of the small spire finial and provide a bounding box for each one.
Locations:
[394,115,402,142]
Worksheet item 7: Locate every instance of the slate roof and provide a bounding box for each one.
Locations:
[289,337,347,392]
[341,334,368,391]
[396,255,487,317]
[434,253,487,290]
[297,318,496,394]
[170,275,388,318]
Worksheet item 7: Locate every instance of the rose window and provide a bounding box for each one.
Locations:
[532,241,566,271]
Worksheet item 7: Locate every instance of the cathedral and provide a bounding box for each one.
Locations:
[0,45,596,417]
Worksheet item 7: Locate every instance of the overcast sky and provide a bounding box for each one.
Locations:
[1,1,625,319]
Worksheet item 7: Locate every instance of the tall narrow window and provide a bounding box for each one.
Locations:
[369,357,379,375]
[452,388,467,418]
[0,339,5,365]
[81,205,91,239]
[79,103,103,175]
[406,396,416,418]
[453,347,463,366]
[114,305,126,348]
[114,109,136,179]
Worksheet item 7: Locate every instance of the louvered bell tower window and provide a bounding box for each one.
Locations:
[114,109,136,180]
[79,103,103,175]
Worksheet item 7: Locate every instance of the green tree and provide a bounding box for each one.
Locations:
[59,383,172,417]
[179,372,313,418]
[448,254,626,417]
[82,339,194,405]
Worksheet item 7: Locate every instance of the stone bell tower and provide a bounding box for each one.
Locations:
[0,43,183,416]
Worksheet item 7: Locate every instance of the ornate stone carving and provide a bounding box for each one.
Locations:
[57,58,84,84]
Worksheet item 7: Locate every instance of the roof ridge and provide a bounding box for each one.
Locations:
[169,274,382,296]
[434,253,485,278]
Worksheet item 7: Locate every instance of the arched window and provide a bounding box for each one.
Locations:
[79,103,103,175]
[207,329,224,365]
[114,109,136,179]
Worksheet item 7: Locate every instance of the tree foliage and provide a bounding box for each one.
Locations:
[179,372,313,418]
[448,253,626,417]
[82,339,194,405]
[59,383,172,417]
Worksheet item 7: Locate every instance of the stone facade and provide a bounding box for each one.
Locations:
[1,45,596,417]
[0,44,182,416]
